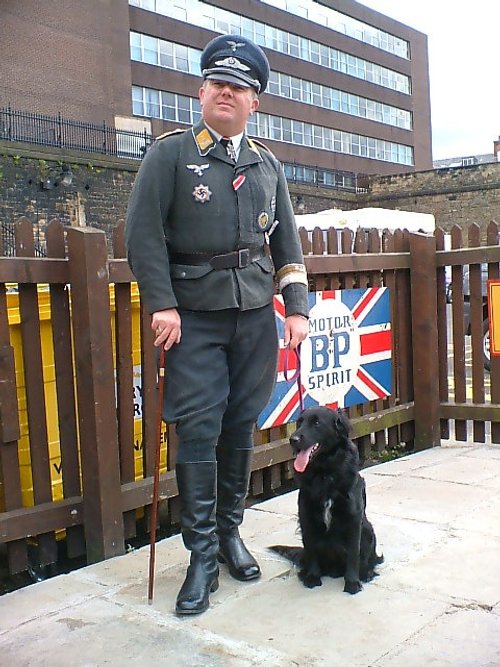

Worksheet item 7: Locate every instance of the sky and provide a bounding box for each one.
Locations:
[361,0,499,160]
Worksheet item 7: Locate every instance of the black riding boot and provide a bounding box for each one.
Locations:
[216,448,261,581]
[175,462,219,615]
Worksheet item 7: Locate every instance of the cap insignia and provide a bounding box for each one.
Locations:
[226,40,245,52]
[214,56,251,72]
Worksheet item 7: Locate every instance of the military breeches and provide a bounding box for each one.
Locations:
[163,304,278,463]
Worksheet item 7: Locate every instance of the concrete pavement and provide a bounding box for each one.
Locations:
[1,443,500,666]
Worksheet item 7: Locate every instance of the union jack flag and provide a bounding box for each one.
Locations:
[258,288,392,429]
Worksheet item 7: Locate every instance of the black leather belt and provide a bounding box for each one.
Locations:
[170,246,265,270]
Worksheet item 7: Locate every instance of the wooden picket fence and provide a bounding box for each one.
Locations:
[1,217,500,577]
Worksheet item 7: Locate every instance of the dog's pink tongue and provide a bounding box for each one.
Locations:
[294,445,316,473]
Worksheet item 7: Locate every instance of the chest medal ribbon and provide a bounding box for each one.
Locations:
[232,174,246,191]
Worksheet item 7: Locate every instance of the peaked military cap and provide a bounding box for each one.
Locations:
[200,34,270,94]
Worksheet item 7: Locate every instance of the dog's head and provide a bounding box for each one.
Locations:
[289,407,351,473]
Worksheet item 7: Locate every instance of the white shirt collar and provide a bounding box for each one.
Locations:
[205,123,244,159]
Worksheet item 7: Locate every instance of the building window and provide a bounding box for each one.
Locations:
[130,32,200,75]
[130,0,410,59]
[283,163,358,190]
[148,56,414,130]
[128,1,411,95]
[132,86,201,123]
[131,86,414,166]
[283,163,295,180]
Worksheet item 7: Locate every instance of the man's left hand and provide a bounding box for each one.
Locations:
[284,314,308,350]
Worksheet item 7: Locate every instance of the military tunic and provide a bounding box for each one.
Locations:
[125,121,308,318]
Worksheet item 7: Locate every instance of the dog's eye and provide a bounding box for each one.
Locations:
[313,416,320,426]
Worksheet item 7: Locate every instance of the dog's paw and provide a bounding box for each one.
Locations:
[299,570,322,588]
[344,579,363,595]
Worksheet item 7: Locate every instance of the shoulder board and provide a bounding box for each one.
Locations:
[155,128,186,141]
[248,137,276,159]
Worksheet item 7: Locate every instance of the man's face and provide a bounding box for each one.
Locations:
[199,80,259,136]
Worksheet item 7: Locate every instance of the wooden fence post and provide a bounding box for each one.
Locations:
[67,227,125,563]
[409,232,441,451]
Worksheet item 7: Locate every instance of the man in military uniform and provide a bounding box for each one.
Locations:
[126,34,308,615]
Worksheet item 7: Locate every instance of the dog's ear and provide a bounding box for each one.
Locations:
[334,410,351,439]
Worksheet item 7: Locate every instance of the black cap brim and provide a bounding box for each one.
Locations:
[203,69,260,93]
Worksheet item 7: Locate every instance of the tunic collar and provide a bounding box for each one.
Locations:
[192,122,217,156]
[204,124,243,160]
[192,121,246,158]
[191,121,262,166]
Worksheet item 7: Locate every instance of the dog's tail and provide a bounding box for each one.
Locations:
[370,552,384,568]
[268,545,304,565]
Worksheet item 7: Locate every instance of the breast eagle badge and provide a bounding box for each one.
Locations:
[186,163,210,177]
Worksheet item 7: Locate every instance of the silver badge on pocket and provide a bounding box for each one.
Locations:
[193,184,212,203]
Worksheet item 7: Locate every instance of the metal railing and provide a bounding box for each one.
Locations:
[0,107,152,160]
[0,220,46,256]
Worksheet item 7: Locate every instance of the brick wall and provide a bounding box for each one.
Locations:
[362,162,500,233]
[0,141,360,255]
[287,183,358,215]
[266,163,500,234]
[2,141,499,255]
[0,0,132,124]
[0,142,137,255]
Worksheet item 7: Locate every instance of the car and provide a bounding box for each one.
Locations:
[462,264,490,370]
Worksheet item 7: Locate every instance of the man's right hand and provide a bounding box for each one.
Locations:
[151,308,182,350]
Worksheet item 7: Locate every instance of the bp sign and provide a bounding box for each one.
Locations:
[258,288,392,429]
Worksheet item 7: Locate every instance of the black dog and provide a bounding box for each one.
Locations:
[270,407,383,594]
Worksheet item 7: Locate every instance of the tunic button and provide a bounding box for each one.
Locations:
[180,271,186,278]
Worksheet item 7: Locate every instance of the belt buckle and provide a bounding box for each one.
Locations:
[238,248,250,268]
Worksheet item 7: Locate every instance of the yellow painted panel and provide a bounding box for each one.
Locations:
[1,284,167,514]
[488,280,500,356]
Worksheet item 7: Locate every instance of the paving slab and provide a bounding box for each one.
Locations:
[189,573,448,667]
[1,444,500,666]
[376,607,500,667]
[378,529,500,607]
[0,573,111,634]
[0,594,291,667]
[363,473,491,525]
[452,496,500,538]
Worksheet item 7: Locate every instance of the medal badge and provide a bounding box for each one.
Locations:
[192,184,212,204]
[258,211,269,229]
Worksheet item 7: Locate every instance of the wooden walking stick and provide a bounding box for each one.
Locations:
[148,344,166,604]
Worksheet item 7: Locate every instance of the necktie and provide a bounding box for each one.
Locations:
[220,137,236,162]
